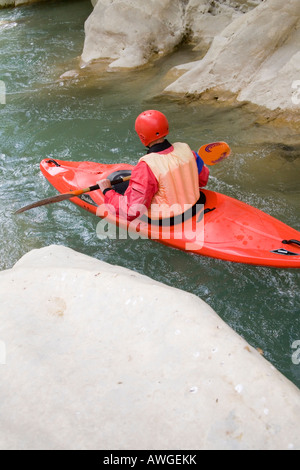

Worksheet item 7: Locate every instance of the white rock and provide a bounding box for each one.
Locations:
[165,0,300,114]
[0,245,299,450]
[184,0,256,49]
[81,0,186,68]
[59,69,79,80]
[81,0,299,117]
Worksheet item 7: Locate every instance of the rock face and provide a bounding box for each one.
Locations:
[82,1,263,67]
[165,0,300,119]
[82,0,300,121]
[81,0,254,68]
[81,0,186,68]
[0,245,299,450]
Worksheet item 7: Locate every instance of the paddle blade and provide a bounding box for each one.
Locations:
[14,175,131,215]
[198,141,231,165]
[14,192,80,214]
[14,177,133,215]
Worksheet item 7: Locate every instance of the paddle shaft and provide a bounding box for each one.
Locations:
[78,174,131,196]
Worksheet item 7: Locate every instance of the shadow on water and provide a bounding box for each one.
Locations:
[0,0,299,388]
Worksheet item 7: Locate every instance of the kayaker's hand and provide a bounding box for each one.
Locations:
[98,179,112,193]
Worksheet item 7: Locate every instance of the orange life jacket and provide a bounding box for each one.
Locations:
[139,142,200,219]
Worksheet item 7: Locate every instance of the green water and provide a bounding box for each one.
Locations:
[0,0,299,388]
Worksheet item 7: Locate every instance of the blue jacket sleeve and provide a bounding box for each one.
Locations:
[193,151,204,174]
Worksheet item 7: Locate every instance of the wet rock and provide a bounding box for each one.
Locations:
[165,0,300,121]
[82,0,299,122]
[81,0,186,68]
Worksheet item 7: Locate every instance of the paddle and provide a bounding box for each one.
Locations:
[198,141,231,165]
[14,175,131,214]
[15,141,230,214]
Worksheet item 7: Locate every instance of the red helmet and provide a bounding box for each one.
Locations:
[135,110,169,146]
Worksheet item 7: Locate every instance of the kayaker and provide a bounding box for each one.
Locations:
[98,110,209,220]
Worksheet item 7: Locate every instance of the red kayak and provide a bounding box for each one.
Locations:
[40,158,300,269]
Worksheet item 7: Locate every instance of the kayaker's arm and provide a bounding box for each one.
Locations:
[98,179,113,194]
[99,161,158,221]
[198,165,209,187]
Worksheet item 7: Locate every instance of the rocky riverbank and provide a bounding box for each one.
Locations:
[1,0,299,125]
[82,0,300,127]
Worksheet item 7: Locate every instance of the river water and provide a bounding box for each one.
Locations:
[0,0,299,388]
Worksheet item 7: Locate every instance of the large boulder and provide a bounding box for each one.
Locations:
[81,0,186,68]
[0,245,299,450]
[82,1,261,68]
[165,0,300,119]
[82,0,299,121]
